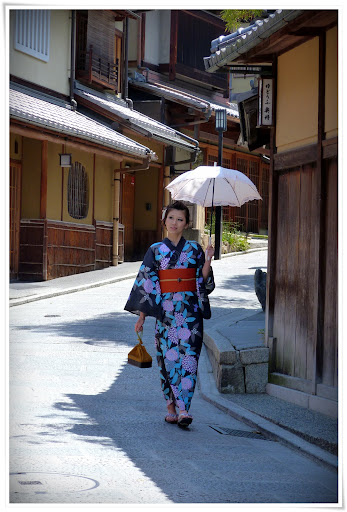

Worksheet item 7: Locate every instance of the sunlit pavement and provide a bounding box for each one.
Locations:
[9,250,338,504]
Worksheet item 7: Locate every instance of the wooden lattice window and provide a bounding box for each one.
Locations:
[67,162,89,219]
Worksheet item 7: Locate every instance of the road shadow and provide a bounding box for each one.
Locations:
[11,305,337,504]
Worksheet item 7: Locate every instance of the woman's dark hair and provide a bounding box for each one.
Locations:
[162,201,190,226]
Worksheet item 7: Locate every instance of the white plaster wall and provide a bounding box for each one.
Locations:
[9,9,71,96]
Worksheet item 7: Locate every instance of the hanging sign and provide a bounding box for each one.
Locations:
[258,77,274,127]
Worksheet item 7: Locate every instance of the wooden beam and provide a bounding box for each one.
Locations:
[273,144,318,171]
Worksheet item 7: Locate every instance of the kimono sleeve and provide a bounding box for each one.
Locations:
[124,245,163,320]
[195,244,212,320]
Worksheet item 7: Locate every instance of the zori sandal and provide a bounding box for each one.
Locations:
[165,413,178,424]
[177,412,193,428]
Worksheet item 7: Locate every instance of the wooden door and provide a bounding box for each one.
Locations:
[121,172,135,259]
[10,161,21,278]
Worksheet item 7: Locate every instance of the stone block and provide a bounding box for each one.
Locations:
[219,362,245,394]
[245,363,268,393]
[239,347,269,365]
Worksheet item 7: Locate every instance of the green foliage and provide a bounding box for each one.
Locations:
[220,9,264,33]
[205,219,250,253]
[258,328,265,342]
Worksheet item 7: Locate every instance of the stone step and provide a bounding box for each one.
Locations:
[203,310,269,394]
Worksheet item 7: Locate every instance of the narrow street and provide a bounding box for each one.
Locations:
[9,251,337,504]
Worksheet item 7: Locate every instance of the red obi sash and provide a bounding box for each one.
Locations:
[158,268,196,293]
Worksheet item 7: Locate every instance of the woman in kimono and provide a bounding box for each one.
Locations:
[124,201,214,428]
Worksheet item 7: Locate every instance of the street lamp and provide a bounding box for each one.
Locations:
[214,108,227,260]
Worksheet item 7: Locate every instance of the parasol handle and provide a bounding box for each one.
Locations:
[206,236,212,261]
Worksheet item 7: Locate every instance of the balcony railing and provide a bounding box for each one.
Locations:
[76,45,120,92]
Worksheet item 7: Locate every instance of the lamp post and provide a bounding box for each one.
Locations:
[214,108,227,260]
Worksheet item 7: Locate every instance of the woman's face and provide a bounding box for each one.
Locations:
[165,209,188,236]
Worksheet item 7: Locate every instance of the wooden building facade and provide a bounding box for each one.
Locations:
[127,9,270,237]
[205,10,338,416]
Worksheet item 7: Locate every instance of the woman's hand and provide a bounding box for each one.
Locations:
[205,244,215,262]
[135,314,145,332]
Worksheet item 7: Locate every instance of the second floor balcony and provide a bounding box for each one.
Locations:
[76,45,120,93]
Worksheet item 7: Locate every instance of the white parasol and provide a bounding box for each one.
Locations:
[166,165,262,252]
[166,165,262,208]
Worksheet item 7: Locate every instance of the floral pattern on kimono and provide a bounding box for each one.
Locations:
[124,237,211,412]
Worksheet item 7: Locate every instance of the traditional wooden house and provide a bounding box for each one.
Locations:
[204,9,338,417]
[9,8,198,279]
[126,9,270,236]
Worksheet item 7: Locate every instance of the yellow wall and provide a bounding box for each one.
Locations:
[18,136,121,224]
[276,38,319,153]
[134,167,158,230]
[10,133,23,160]
[94,155,114,222]
[10,10,71,96]
[47,142,63,220]
[325,26,338,138]
[21,137,41,218]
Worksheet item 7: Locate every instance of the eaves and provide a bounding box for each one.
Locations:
[10,82,157,161]
[74,82,199,152]
[204,10,303,72]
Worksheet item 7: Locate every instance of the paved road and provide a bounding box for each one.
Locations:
[9,252,338,504]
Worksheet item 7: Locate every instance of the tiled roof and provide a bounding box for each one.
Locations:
[204,10,303,73]
[9,83,157,160]
[129,77,239,119]
[74,82,199,152]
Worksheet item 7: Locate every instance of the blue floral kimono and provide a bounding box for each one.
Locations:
[124,237,211,412]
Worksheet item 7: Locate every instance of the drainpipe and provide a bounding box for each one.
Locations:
[113,170,121,266]
[70,10,76,109]
[123,16,132,109]
[112,156,151,265]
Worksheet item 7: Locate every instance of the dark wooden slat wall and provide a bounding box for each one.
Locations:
[273,172,289,373]
[46,221,95,278]
[18,219,124,280]
[283,170,300,377]
[269,157,337,396]
[18,220,45,281]
[295,166,312,380]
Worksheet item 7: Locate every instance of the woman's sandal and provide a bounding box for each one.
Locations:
[165,413,178,424]
[177,411,193,428]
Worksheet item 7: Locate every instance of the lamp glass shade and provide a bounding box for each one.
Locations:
[59,154,72,167]
[215,109,227,131]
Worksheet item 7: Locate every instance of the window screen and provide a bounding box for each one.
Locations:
[67,162,89,220]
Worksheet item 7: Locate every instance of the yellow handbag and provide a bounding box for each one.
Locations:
[128,331,152,368]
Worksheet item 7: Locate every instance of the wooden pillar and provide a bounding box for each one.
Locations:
[40,140,47,219]
[157,164,164,241]
[265,58,278,349]
[40,140,48,280]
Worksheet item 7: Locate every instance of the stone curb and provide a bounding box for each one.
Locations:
[197,345,338,471]
[9,247,268,307]
[9,273,138,307]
